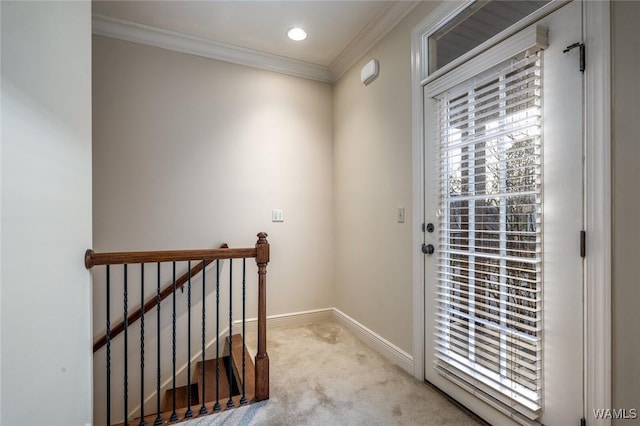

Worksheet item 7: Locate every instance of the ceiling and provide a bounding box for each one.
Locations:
[92,1,420,82]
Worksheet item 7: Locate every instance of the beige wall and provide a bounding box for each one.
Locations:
[612,1,640,420]
[1,1,93,424]
[92,37,335,422]
[93,35,334,318]
[333,1,438,354]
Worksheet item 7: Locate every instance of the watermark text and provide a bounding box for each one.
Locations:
[593,408,638,420]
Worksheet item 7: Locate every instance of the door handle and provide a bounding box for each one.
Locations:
[422,244,435,255]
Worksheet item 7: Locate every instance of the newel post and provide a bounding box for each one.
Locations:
[255,232,270,401]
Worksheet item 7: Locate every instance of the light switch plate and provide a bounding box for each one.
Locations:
[272,209,284,222]
[397,207,405,223]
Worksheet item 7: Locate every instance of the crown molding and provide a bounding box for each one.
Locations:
[329,1,420,81]
[92,14,334,83]
[93,3,418,84]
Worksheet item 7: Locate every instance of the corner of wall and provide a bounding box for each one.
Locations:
[331,0,440,358]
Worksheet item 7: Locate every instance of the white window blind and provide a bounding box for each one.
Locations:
[434,52,543,422]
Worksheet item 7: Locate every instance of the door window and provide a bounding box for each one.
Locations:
[427,0,551,74]
[434,52,543,420]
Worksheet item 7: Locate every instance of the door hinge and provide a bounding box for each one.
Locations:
[581,417,586,426]
[563,42,585,73]
[580,230,586,258]
[422,223,426,232]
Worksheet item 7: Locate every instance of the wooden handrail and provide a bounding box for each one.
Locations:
[90,243,230,353]
[85,246,255,268]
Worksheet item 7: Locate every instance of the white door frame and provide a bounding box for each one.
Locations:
[410,0,611,423]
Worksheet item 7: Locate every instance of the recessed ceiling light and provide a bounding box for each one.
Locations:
[287,27,307,41]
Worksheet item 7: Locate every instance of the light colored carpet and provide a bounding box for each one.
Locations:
[182,322,482,425]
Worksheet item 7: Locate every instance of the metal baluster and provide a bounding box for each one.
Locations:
[200,260,208,415]
[240,258,247,405]
[213,260,221,411]
[124,265,129,425]
[170,262,178,422]
[185,261,193,418]
[139,264,147,426]
[106,265,111,426]
[154,263,163,426]
[227,260,235,409]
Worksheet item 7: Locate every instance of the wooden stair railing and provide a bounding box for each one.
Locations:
[86,233,270,426]
[91,244,229,353]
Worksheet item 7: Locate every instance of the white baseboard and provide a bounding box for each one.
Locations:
[331,308,414,375]
[232,308,335,335]
[232,307,414,375]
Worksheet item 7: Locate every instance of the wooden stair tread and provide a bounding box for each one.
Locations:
[161,383,199,413]
[193,357,234,404]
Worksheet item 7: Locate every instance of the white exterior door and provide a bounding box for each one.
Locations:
[423,2,584,425]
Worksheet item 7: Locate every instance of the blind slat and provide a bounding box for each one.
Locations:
[445,77,540,118]
[445,57,541,110]
[437,267,541,286]
[435,298,540,331]
[441,102,540,136]
[439,249,539,264]
[434,311,540,347]
[442,122,540,150]
[435,293,541,319]
[434,334,540,385]
[439,143,540,170]
[437,318,541,356]
[435,329,540,371]
[439,133,540,156]
[435,352,541,408]
[436,281,541,303]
